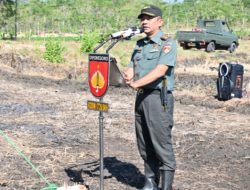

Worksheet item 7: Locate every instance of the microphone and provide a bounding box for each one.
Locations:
[110,27,144,39]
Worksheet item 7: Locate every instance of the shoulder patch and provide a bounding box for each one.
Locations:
[160,33,172,41]
[163,43,172,54]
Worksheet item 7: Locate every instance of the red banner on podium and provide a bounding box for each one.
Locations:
[88,54,109,98]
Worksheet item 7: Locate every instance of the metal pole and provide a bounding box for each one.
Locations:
[99,98,104,190]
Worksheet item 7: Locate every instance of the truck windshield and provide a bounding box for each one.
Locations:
[221,22,230,32]
[204,21,216,30]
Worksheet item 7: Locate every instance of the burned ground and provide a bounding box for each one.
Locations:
[0,46,249,190]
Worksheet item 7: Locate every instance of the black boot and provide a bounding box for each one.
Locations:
[140,161,159,190]
[161,170,174,190]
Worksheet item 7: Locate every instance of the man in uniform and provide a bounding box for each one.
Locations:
[123,5,177,190]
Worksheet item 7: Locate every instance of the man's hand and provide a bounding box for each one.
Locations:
[123,68,134,82]
[126,81,138,90]
[124,65,168,90]
[127,65,168,90]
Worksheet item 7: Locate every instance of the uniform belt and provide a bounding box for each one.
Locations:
[137,88,160,95]
[136,89,160,95]
[137,88,172,95]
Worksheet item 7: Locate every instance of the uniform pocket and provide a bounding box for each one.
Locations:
[147,51,160,60]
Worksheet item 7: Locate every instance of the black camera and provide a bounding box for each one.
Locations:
[217,62,244,101]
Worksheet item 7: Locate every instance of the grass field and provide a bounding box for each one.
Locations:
[0,37,250,190]
[1,37,249,67]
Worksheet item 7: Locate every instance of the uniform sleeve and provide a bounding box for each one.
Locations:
[128,55,134,68]
[128,44,138,68]
[158,39,177,67]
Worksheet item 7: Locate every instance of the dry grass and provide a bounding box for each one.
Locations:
[1,38,250,82]
[0,38,250,190]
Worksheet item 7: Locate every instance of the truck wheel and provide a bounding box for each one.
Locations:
[206,41,215,52]
[196,44,201,49]
[182,43,190,50]
[228,43,236,53]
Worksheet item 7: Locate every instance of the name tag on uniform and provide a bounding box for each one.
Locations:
[149,49,159,53]
[150,44,160,53]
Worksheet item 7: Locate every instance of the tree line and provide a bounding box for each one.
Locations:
[0,0,250,39]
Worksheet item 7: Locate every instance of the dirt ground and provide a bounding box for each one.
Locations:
[0,41,250,190]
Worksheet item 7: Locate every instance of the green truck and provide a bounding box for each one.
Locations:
[176,19,239,53]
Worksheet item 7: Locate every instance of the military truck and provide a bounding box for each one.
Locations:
[176,19,239,53]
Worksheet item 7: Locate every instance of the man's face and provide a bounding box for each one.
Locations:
[140,15,163,37]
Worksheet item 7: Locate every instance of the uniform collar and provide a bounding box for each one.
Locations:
[144,30,163,45]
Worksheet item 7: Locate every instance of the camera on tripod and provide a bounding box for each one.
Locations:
[217,62,244,101]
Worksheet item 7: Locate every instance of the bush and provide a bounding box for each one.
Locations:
[80,31,102,54]
[235,30,250,38]
[44,40,64,63]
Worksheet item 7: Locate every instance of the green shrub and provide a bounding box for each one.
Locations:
[80,31,102,54]
[235,30,250,38]
[44,40,64,63]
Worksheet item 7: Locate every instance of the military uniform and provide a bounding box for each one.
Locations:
[129,30,177,189]
[130,31,176,91]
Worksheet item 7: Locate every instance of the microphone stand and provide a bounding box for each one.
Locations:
[92,35,124,190]
[94,37,123,54]
[106,39,122,53]
[90,30,139,189]
[93,38,111,53]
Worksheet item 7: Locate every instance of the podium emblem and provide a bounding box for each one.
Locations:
[88,54,109,98]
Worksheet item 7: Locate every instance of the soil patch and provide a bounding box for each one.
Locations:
[0,53,249,190]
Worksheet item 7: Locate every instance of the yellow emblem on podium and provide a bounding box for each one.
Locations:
[91,69,105,93]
